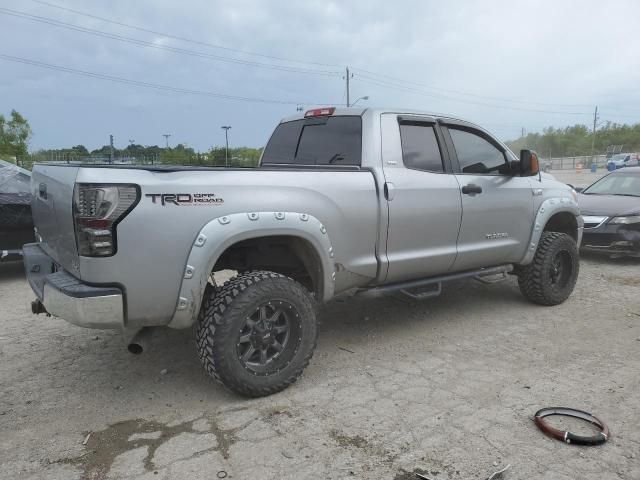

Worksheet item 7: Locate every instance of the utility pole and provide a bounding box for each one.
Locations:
[345,66,351,107]
[162,134,171,148]
[521,127,526,138]
[590,106,599,166]
[221,126,231,167]
[109,134,114,164]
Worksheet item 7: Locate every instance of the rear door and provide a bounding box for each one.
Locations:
[380,114,462,282]
[441,123,534,271]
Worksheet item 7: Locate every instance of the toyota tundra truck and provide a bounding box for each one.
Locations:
[23,107,583,397]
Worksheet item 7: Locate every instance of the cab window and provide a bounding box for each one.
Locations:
[449,128,507,175]
[399,123,444,172]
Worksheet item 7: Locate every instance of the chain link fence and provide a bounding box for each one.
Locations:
[541,155,608,171]
[14,152,260,171]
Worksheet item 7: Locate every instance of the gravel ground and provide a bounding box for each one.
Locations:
[1,250,639,479]
[548,169,607,188]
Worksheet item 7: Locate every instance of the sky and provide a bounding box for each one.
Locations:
[1,0,640,152]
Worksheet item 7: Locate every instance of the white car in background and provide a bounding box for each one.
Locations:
[607,153,640,169]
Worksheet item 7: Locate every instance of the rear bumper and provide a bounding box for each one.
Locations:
[23,243,124,329]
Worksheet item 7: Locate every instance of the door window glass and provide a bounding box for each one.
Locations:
[449,128,506,175]
[399,124,444,172]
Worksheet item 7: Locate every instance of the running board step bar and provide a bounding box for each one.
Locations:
[358,264,514,299]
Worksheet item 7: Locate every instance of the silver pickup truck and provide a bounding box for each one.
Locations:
[24,107,583,397]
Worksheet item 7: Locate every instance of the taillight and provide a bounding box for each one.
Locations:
[304,107,335,117]
[73,183,139,257]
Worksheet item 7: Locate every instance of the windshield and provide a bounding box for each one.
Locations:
[583,173,640,196]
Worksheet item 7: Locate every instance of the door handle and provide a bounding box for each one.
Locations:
[461,184,482,195]
[384,182,395,201]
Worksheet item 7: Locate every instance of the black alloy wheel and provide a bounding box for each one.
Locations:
[236,301,301,376]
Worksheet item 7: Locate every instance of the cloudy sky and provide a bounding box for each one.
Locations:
[1,0,639,152]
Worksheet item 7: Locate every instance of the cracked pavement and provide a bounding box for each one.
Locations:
[1,250,639,479]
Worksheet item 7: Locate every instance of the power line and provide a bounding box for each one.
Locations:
[597,111,640,120]
[354,72,593,113]
[0,53,332,105]
[27,1,640,113]
[596,105,640,113]
[354,70,640,115]
[352,68,597,109]
[354,75,594,116]
[30,0,342,69]
[0,7,341,77]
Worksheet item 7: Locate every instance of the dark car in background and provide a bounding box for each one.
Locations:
[0,159,34,262]
[578,167,640,257]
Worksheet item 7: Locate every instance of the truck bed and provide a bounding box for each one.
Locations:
[30,163,382,325]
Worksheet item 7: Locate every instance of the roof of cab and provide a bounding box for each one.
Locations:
[276,107,515,157]
[280,107,482,129]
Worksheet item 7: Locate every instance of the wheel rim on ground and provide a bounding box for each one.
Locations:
[549,250,573,288]
[236,301,301,376]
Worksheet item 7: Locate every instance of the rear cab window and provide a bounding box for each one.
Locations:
[399,122,444,172]
[261,116,362,166]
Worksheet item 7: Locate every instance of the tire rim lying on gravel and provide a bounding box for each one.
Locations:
[236,301,301,375]
[534,407,610,445]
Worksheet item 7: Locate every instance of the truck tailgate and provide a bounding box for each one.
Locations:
[30,165,80,274]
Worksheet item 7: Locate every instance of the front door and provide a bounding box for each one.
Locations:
[442,124,534,272]
[380,114,463,283]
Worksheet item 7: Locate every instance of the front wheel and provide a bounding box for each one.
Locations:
[517,232,580,305]
[195,270,317,397]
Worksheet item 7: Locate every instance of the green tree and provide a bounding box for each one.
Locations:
[0,109,32,156]
[506,122,640,158]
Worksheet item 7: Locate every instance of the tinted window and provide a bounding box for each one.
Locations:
[449,128,506,175]
[399,123,444,172]
[261,116,361,166]
[260,121,303,164]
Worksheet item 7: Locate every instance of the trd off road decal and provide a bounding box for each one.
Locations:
[145,193,224,206]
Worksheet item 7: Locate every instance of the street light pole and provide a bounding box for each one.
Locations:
[221,126,231,167]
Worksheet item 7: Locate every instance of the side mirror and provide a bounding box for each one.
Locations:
[574,187,584,193]
[520,149,540,176]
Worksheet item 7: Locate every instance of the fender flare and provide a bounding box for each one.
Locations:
[520,197,583,265]
[167,211,335,329]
